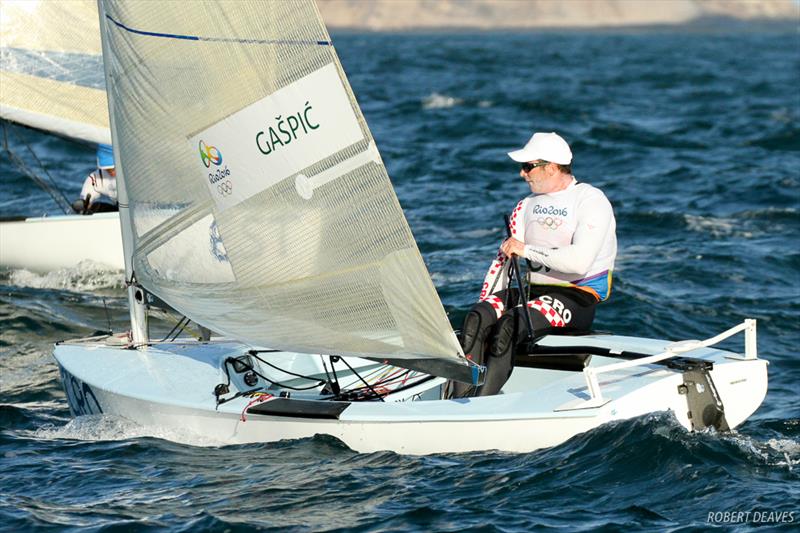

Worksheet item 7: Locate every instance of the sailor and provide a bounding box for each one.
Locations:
[73,143,118,214]
[454,132,617,397]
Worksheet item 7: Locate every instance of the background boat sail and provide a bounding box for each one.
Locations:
[51,0,766,455]
[0,0,109,145]
[0,0,123,273]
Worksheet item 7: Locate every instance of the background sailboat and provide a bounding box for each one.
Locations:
[0,0,123,273]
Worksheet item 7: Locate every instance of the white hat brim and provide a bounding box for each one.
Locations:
[507,148,532,162]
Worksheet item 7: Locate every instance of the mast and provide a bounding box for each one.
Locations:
[96,0,148,343]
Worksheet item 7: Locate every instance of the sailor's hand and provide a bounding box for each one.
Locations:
[500,238,525,257]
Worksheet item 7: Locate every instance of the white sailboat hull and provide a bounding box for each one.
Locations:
[0,212,124,273]
[53,332,768,455]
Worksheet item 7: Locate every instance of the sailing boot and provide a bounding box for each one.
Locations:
[448,302,498,399]
[476,308,522,396]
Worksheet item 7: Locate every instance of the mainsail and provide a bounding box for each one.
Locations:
[0,0,110,144]
[98,0,473,380]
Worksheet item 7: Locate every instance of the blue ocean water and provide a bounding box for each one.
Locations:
[1,29,799,531]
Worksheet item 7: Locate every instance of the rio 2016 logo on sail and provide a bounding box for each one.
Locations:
[199,140,223,168]
[199,140,231,194]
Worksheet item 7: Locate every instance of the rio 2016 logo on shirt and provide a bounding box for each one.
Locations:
[199,140,223,168]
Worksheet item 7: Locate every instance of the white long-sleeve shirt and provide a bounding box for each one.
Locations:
[480,178,617,302]
[80,169,118,207]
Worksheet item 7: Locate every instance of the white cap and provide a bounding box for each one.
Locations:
[508,132,572,165]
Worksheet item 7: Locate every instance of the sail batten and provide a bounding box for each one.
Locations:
[105,14,333,46]
[99,0,468,377]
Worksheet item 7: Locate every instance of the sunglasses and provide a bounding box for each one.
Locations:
[521,161,549,172]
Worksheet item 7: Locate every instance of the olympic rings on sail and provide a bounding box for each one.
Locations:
[217,180,233,196]
[536,216,563,230]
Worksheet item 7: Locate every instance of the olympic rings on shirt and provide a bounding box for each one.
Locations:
[536,216,563,230]
[217,180,233,196]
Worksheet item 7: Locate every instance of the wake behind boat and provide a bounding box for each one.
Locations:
[53,0,767,455]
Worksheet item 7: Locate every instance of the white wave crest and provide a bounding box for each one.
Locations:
[723,431,800,471]
[422,92,463,109]
[769,108,793,124]
[28,414,226,447]
[684,214,736,237]
[8,260,124,291]
[430,271,475,286]
[461,228,499,239]
[684,214,757,239]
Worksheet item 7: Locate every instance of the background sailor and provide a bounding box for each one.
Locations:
[73,143,118,214]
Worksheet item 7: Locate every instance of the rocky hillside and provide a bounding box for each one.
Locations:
[317,0,798,30]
